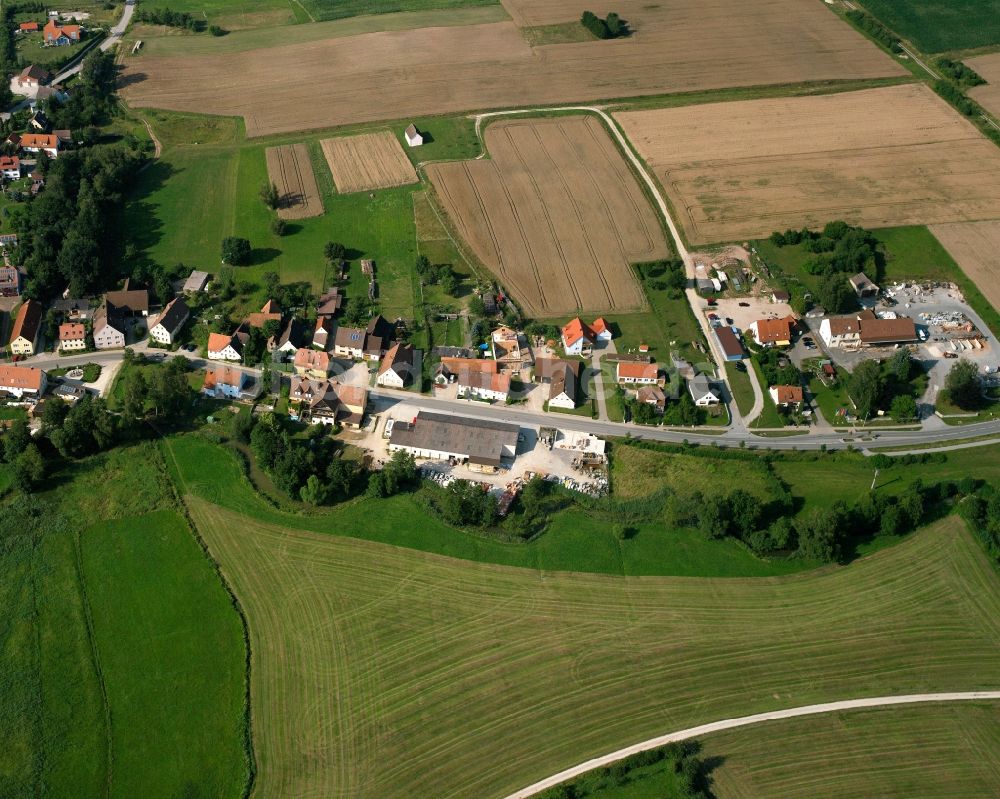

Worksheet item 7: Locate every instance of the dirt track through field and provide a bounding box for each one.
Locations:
[321,131,418,194]
[119,0,905,137]
[427,116,664,317]
[929,221,1000,313]
[616,84,1000,243]
[264,143,323,219]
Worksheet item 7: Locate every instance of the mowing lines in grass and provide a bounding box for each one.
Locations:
[188,497,1000,799]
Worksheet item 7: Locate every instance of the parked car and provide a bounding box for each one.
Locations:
[738,301,751,307]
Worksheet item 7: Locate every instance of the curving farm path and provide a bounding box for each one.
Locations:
[503,692,1000,799]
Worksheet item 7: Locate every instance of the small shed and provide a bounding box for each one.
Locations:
[404,124,423,147]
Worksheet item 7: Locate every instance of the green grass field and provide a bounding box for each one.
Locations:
[856,0,1000,52]
[185,494,1000,798]
[301,0,499,23]
[0,444,249,796]
[726,364,755,418]
[702,703,1000,798]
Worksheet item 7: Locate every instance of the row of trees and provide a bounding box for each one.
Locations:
[135,7,201,31]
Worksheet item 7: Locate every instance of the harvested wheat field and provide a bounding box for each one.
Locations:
[427,116,664,316]
[186,493,1000,799]
[968,52,1000,118]
[616,84,1000,243]
[119,0,905,137]
[320,131,418,194]
[930,221,1000,313]
[264,143,323,219]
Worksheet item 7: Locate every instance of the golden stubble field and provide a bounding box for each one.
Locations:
[967,52,1000,118]
[930,221,1000,313]
[321,131,418,194]
[264,143,323,219]
[615,84,1000,243]
[427,116,664,316]
[119,0,905,137]
[186,495,1000,799]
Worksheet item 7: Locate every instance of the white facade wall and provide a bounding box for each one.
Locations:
[548,390,575,409]
[376,369,406,388]
[60,337,86,351]
[94,326,125,350]
[208,345,242,362]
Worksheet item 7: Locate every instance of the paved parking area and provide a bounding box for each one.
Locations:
[709,296,795,331]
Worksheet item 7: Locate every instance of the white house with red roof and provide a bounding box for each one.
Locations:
[616,361,659,385]
[561,318,595,356]
[0,364,46,399]
[591,317,613,343]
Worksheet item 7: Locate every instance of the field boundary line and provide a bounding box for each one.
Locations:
[504,692,1000,799]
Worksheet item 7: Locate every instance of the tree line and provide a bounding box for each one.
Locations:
[581,10,628,40]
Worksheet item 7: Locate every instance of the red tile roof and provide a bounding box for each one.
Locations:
[754,315,795,344]
[20,133,58,149]
[0,365,44,391]
[59,322,85,341]
[771,385,803,404]
[617,361,659,381]
[562,317,594,347]
[9,299,42,345]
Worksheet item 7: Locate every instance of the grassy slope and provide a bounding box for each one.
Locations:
[0,444,249,797]
[703,703,1000,798]
[164,434,807,577]
[856,0,1000,52]
[81,510,247,799]
[186,498,1000,798]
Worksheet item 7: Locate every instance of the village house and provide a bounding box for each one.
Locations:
[292,377,367,427]
[404,124,423,147]
[0,156,21,180]
[29,110,49,132]
[688,374,721,406]
[106,280,149,317]
[363,315,395,361]
[15,64,51,91]
[18,21,40,34]
[819,311,918,349]
[20,133,59,159]
[770,384,804,409]
[561,317,595,356]
[0,265,20,297]
[458,369,511,403]
[202,366,251,400]
[0,364,46,399]
[269,317,303,360]
[207,330,246,362]
[244,299,281,329]
[333,382,367,428]
[491,325,531,373]
[535,357,581,410]
[819,314,865,348]
[149,296,190,345]
[848,272,879,299]
[637,384,666,414]
[771,289,790,303]
[315,288,342,318]
[591,317,613,343]
[58,322,86,351]
[333,325,365,359]
[92,306,126,350]
[43,19,82,46]
[616,361,659,386]
[749,315,796,347]
[376,342,418,388]
[294,347,332,379]
[8,299,43,356]
[313,316,335,351]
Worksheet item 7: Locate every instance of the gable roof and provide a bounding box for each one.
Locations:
[245,299,281,328]
[771,384,803,404]
[616,361,659,381]
[316,288,342,316]
[378,342,416,376]
[715,326,745,358]
[591,317,611,336]
[208,331,241,354]
[637,384,666,406]
[271,317,303,349]
[9,299,42,344]
[562,317,594,347]
[0,364,44,392]
[753,315,795,344]
[0,156,20,170]
[20,133,58,149]
[826,315,863,336]
[294,347,331,371]
[859,317,917,344]
[19,22,39,31]
[334,325,366,350]
[689,373,719,399]
[153,296,189,333]
[204,366,247,391]
[106,283,149,314]
[59,322,85,341]
[18,64,50,82]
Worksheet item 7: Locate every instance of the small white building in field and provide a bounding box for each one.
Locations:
[404,124,423,147]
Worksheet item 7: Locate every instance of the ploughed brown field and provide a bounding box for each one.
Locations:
[119,0,905,137]
[320,131,418,194]
[426,116,665,317]
[615,84,1000,244]
[967,52,1000,119]
[264,143,323,219]
[929,221,1000,313]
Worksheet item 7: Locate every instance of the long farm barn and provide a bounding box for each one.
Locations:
[427,116,665,317]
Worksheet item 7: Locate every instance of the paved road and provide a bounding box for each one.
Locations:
[503,691,1000,799]
[368,384,1000,450]
[52,0,136,84]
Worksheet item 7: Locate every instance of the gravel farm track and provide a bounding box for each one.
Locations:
[320,131,418,194]
[615,84,1000,243]
[426,116,665,317]
[118,0,906,137]
[264,143,324,219]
